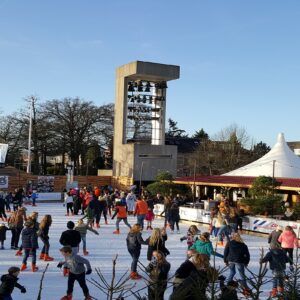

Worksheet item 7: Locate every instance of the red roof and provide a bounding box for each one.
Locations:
[173,175,300,191]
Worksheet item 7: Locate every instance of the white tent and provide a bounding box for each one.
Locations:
[223,133,300,178]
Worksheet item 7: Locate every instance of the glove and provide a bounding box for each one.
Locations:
[218,275,226,281]
[20,286,27,293]
[86,269,92,275]
[180,237,184,242]
[63,204,65,207]
[111,217,114,220]
[57,262,64,269]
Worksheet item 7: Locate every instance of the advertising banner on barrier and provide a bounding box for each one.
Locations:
[36,192,62,201]
[0,176,8,188]
[154,204,300,235]
[0,144,8,164]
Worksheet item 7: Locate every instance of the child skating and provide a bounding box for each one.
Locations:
[0,223,10,249]
[58,246,92,300]
[0,266,26,299]
[20,220,39,272]
[111,200,131,234]
[75,219,99,255]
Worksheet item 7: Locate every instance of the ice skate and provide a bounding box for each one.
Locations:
[32,263,38,272]
[20,263,27,271]
[44,254,54,261]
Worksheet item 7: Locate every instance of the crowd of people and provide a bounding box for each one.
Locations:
[0,187,299,299]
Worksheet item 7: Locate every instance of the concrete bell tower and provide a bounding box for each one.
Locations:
[112,61,180,187]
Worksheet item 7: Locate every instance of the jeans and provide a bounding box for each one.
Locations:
[40,236,50,254]
[218,225,230,242]
[67,272,89,296]
[129,250,140,272]
[137,214,145,229]
[23,248,37,264]
[272,270,285,288]
[72,246,79,255]
[116,218,131,230]
[81,236,87,251]
[227,262,247,288]
[229,222,237,233]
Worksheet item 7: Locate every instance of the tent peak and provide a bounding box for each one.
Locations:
[277,132,285,144]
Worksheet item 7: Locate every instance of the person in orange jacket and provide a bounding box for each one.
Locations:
[111,201,131,234]
[134,197,148,230]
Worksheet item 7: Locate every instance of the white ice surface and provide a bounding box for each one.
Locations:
[0,203,273,300]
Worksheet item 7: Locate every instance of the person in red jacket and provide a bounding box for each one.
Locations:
[134,197,148,230]
[111,201,131,234]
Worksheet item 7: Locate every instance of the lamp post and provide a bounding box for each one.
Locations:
[271,160,276,218]
[26,97,33,173]
[193,159,197,206]
[139,161,144,196]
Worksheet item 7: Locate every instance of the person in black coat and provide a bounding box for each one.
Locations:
[145,228,170,261]
[0,266,26,299]
[73,189,82,215]
[170,253,210,300]
[224,233,250,296]
[20,220,39,272]
[169,203,180,233]
[59,221,82,277]
[38,214,53,261]
[59,221,81,254]
[260,247,289,296]
[0,193,7,221]
[145,250,171,300]
[88,195,102,227]
[12,189,23,211]
[4,192,12,212]
[126,223,147,280]
[0,223,10,249]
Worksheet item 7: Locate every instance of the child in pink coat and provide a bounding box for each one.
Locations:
[278,225,299,271]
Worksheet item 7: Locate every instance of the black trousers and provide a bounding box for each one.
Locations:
[67,272,89,296]
[66,203,73,214]
[40,236,50,254]
[283,248,294,266]
[11,227,22,248]
[0,207,7,219]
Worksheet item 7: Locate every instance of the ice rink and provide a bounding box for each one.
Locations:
[0,203,273,299]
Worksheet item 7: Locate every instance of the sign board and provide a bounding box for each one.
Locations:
[37,176,54,192]
[0,144,8,163]
[97,169,113,176]
[0,176,8,188]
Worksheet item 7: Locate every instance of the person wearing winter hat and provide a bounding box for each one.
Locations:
[0,266,26,299]
[59,221,81,276]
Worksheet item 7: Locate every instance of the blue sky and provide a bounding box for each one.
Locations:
[0,0,300,147]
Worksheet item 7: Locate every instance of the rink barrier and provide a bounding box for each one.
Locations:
[154,204,300,235]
